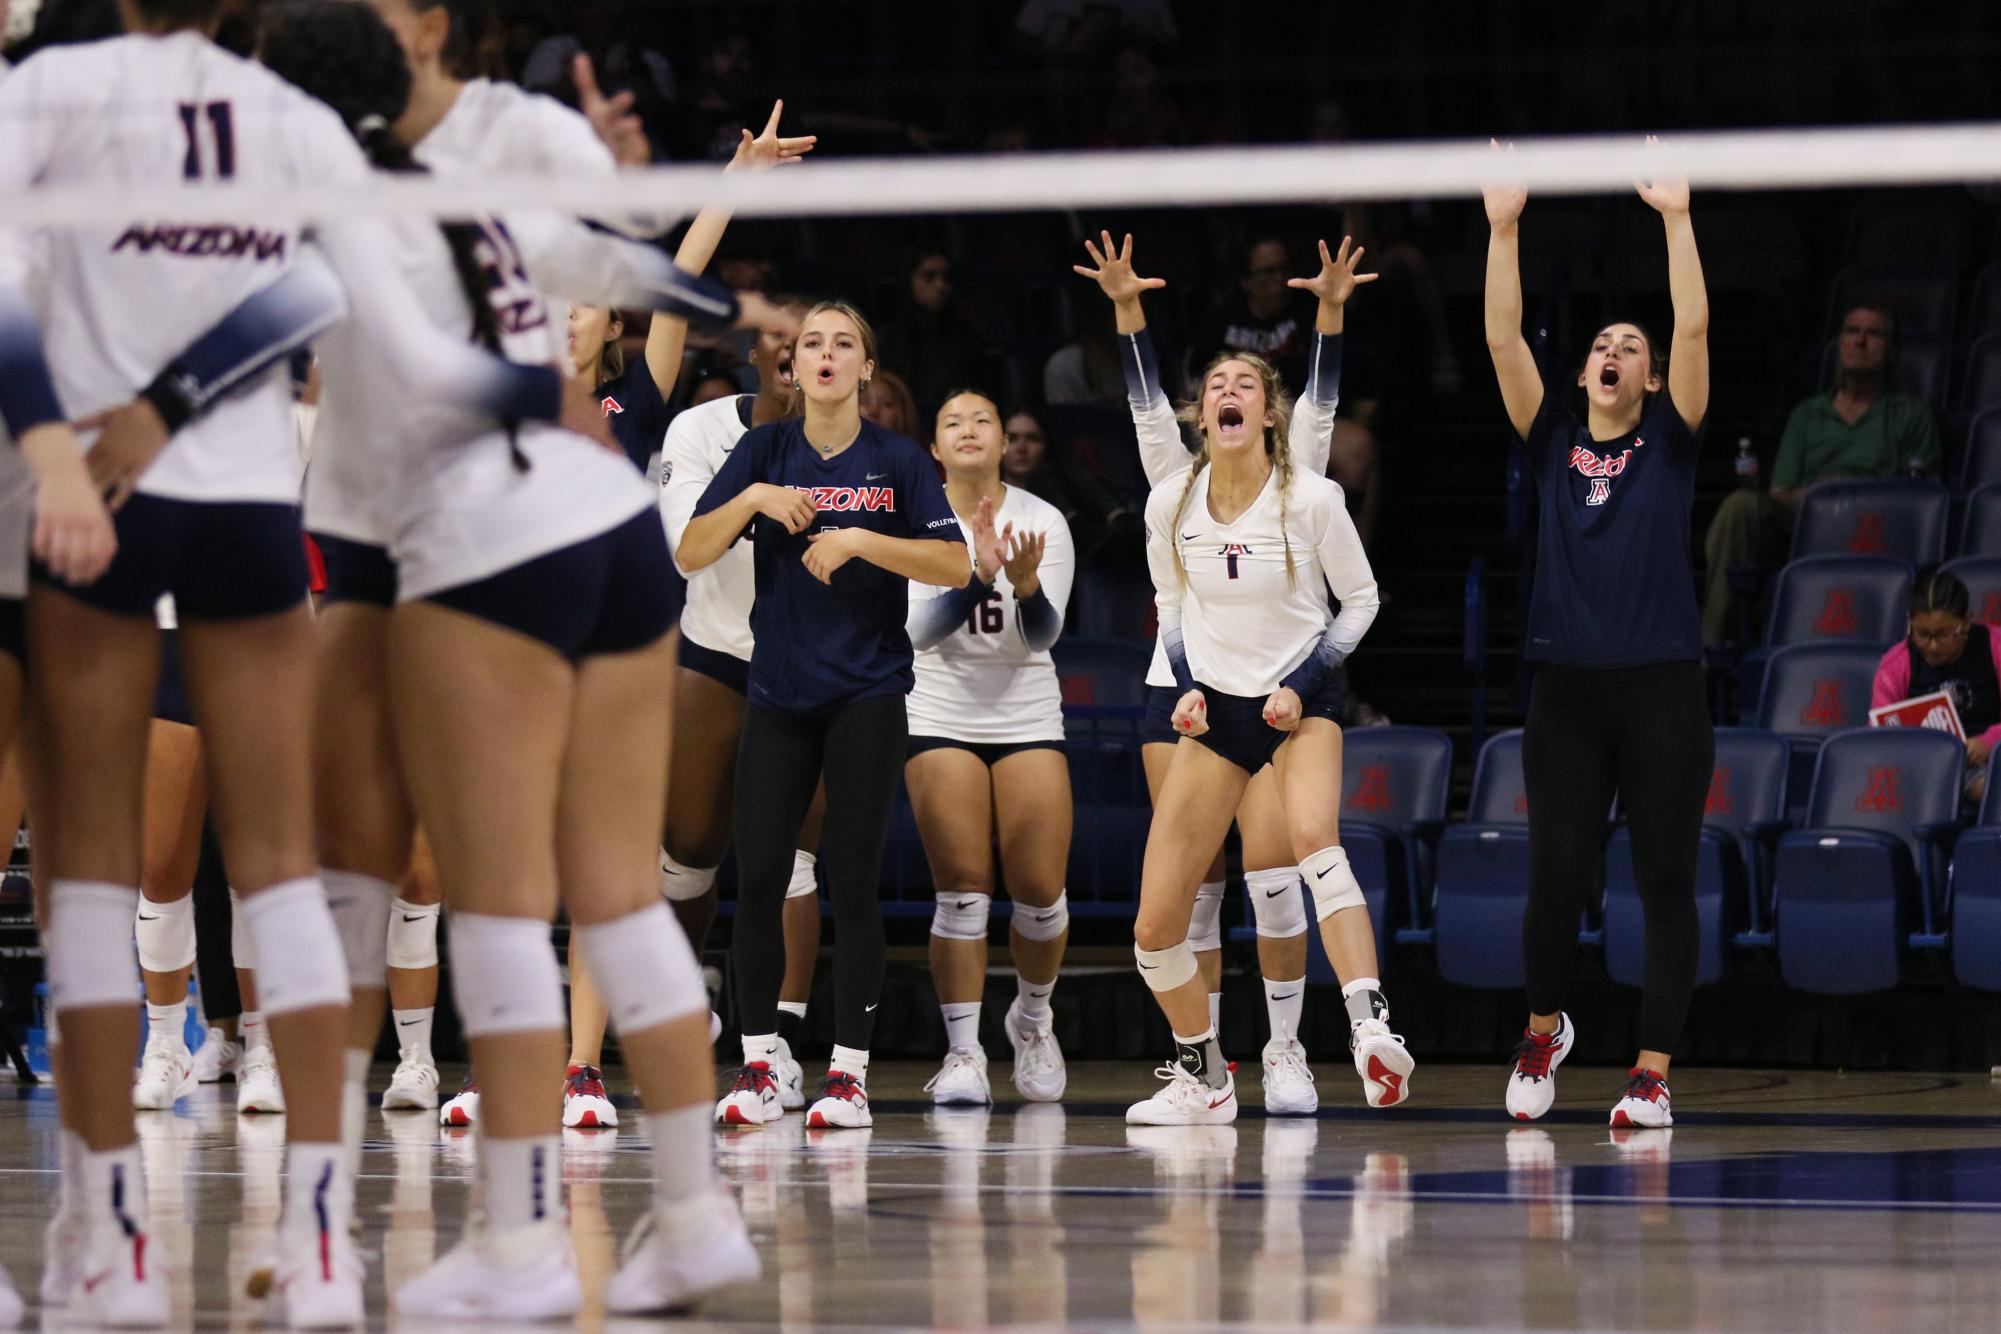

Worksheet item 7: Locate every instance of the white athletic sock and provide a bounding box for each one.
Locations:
[1207,991,1221,1034]
[340,1049,370,1185]
[776,1001,808,1022]
[56,1127,84,1221]
[280,1141,350,1242]
[392,1007,434,1056]
[741,1033,780,1067]
[1015,975,1054,1026]
[829,1044,869,1083]
[81,1143,146,1233]
[1264,977,1304,1046]
[146,1000,186,1048]
[240,1011,270,1054]
[483,1135,561,1230]
[940,1001,981,1053]
[645,1104,715,1207]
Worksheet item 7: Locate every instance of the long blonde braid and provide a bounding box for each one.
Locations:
[1172,351,1298,589]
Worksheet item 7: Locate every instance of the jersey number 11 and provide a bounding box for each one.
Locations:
[178,101,236,181]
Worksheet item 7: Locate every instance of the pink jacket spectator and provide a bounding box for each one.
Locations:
[1873,625,2001,751]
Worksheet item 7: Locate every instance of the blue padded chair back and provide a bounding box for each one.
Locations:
[1825,263,1960,339]
[1765,555,1914,647]
[1803,727,1964,855]
[1819,335,1949,409]
[1978,751,2001,827]
[1791,480,1949,566]
[1964,485,2001,559]
[1961,409,2001,494]
[1756,642,1887,740]
[1963,335,2001,414]
[1340,726,1454,831]
[1704,728,1791,836]
[1049,637,1152,711]
[1067,566,1158,641]
[1465,730,1528,825]
[1941,556,2001,629]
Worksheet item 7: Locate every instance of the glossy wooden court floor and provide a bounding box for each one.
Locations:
[4,1061,2000,1330]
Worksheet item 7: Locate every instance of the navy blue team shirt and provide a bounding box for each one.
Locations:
[597,359,670,475]
[1521,384,1704,667]
[692,418,966,716]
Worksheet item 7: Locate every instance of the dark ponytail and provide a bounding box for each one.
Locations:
[260,0,528,470]
[1912,569,1971,620]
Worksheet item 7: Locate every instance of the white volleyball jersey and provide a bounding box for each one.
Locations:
[1131,378,1336,689]
[0,33,566,507]
[660,393,759,660]
[0,226,36,599]
[1144,464,1377,699]
[907,485,1074,744]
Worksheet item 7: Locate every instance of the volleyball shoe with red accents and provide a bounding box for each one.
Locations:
[1609,1067,1673,1128]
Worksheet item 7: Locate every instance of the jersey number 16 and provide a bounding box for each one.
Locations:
[964,589,1004,635]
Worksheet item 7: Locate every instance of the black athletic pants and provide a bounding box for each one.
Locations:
[1521,661,1712,1054]
[732,694,906,1051]
[191,819,241,1023]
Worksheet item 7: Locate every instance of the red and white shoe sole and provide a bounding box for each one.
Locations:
[1365,1056,1410,1108]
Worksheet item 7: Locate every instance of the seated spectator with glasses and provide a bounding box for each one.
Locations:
[1702,302,1942,644]
[1874,570,2000,807]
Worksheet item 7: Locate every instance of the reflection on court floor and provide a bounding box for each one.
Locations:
[3,1063,1999,1329]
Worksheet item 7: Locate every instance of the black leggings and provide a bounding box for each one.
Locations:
[732,694,907,1051]
[191,819,240,1023]
[1521,661,1712,1054]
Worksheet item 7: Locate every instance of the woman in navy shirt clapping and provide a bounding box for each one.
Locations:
[680,301,970,1130]
[1483,139,1713,1131]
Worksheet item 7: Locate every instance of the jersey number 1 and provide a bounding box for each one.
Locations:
[178,101,236,180]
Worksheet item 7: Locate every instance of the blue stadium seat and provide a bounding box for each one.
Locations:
[1050,637,1152,712]
[1050,637,1151,915]
[1958,408,2001,495]
[1040,405,1148,501]
[1772,728,1964,994]
[1790,480,1949,566]
[1602,728,1790,985]
[1950,755,2001,990]
[1817,334,1949,410]
[1337,725,1455,971]
[1764,555,1915,647]
[1969,264,2001,341]
[1961,335,2001,414]
[1432,731,1543,990]
[1962,484,2001,558]
[1825,263,1960,340]
[1069,565,1158,640]
[1755,641,1892,819]
[1940,556,2001,627]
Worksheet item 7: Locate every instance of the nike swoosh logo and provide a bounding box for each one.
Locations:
[401,914,427,922]
[1263,886,1290,897]
[864,1003,879,1013]
[662,867,681,876]
[955,899,976,908]
[1138,961,1158,970]
[397,1018,422,1027]
[867,472,888,480]
[137,912,161,921]
[1313,866,1334,879]
[1270,991,1299,1002]
[1033,911,1057,920]
[1181,532,1201,541]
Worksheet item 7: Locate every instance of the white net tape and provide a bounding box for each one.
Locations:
[10,123,2001,229]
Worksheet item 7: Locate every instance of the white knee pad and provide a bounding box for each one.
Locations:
[659,851,718,904]
[229,887,253,970]
[1186,880,1224,953]
[450,912,564,1039]
[385,896,441,970]
[324,870,395,989]
[1245,867,1309,938]
[1300,845,1366,922]
[930,892,991,942]
[240,878,351,1016]
[574,902,707,1033]
[1135,939,1198,993]
[786,849,819,900]
[1011,890,1069,942]
[47,881,140,1011]
[134,891,196,973]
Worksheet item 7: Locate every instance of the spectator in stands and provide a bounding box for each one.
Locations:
[1196,235,1384,545]
[520,5,676,157]
[1701,302,1943,644]
[859,369,921,439]
[1874,570,1999,807]
[1042,292,1123,408]
[1089,38,1189,149]
[877,249,991,423]
[1013,0,1178,59]
[1000,405,1128,556]
[667,24,761,162]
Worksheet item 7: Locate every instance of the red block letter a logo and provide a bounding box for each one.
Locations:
[1855,765,1902,813]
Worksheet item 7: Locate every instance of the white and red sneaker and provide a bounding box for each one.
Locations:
[66,1222,169,1327]
[561,1064,619,1129]
[1505,1013,1573,1121]
[806,1071,872,1129]
[1125,1064,1237,1126]
[715,1062,782,1126]
[1609,1067,1673,1128]
[439,1073,480,1128]
[1350,1018,1414,1108]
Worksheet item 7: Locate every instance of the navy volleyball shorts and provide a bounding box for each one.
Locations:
[425,509,678,660]
[32,494,308,620]
[678,636,751,696]
[1184,681,1344,775]
[312,532,398,608]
